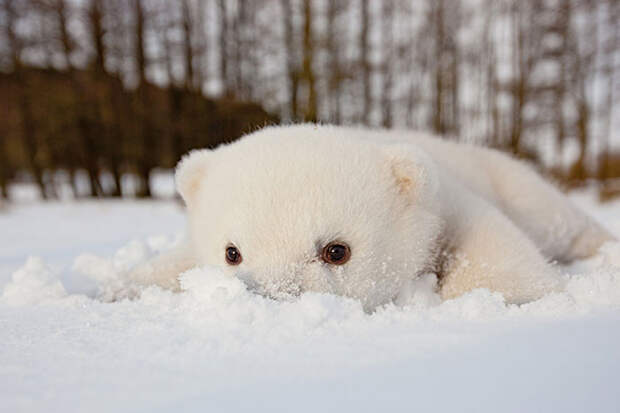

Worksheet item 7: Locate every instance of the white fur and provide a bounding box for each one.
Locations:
[138,124,613,310]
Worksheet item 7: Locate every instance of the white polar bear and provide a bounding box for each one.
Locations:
[132,124,613,310]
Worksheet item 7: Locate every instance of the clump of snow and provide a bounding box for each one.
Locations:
[1,257,67,305]
[394,272,442,308]
[5,238,619,321]
[72,241,150,301]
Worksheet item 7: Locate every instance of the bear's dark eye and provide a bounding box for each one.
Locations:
[321,242,351,265]
[225,245,242,265]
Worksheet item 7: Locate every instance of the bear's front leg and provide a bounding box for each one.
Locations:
[129,245,196,291]
[438,189,563,304]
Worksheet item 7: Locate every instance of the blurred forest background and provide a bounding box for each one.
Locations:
[0,0,619,200]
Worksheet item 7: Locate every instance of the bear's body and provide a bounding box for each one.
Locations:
[132,125,612,309]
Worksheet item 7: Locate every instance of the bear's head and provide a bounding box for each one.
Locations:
[175,125,443,309]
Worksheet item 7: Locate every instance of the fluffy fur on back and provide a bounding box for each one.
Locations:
[136,124,613,310]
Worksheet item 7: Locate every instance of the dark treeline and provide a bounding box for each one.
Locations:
[0,67,276,199]
[0,0,276,199]
[0,0,619,200]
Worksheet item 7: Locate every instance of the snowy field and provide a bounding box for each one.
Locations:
[2,181,620,412]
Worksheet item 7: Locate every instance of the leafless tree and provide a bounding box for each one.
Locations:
[359,0,370,125]
[280,0,299,121]
[380,0,394,128]
[3,0,48,198]
[325,0,344,124]
[300,0,317,122]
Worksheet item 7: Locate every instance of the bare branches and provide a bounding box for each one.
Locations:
[0,0,618,198]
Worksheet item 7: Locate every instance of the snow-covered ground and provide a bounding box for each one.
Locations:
[1,184,620,412]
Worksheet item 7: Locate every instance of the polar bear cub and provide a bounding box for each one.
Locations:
[134,124,612,309]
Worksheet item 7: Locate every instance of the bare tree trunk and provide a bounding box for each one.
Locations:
[241,1,258,101]
[196,0,208,90]
[574,100,589,180]
[509,88,525,155]
[67,168,79,198]
[598,1,619,181]
[4,0,47,199]
[552,2,570,167]
[108,79,126,197]
[509,1,525,155]
[20,95,47,199]
[301,0,317,122]
[449,30,460,136]
[406,77,420,129]
[133,0,152,197]
[406,7,423,131]
[482,0,499,145]
[90,0,125,198]
[431,0,445,135]
[56,0,106,197]
[162,13,184,164]
[89,0,106,75]
[217,0,229,96]
[232,0,247,98]
[571,0,599,182]
[326,0,341,124]
[181,0,195,92]
[134,0,147,86]
[360,0,371,124]
[281,0,299,121]
[55,0,72,69]
[380,1,394,128]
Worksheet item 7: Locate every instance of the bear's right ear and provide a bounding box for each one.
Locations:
[175,149,211,206]
[382,144,439,205]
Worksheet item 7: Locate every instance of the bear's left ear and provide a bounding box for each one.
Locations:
[382,145,439,204]
[175,149,211,206]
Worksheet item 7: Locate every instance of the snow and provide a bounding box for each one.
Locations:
[1,186,620,412]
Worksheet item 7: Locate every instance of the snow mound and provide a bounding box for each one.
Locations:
[2,241,620,412]
[1,257,67,305]
[2,191,620,412]
[4,239,620,321]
